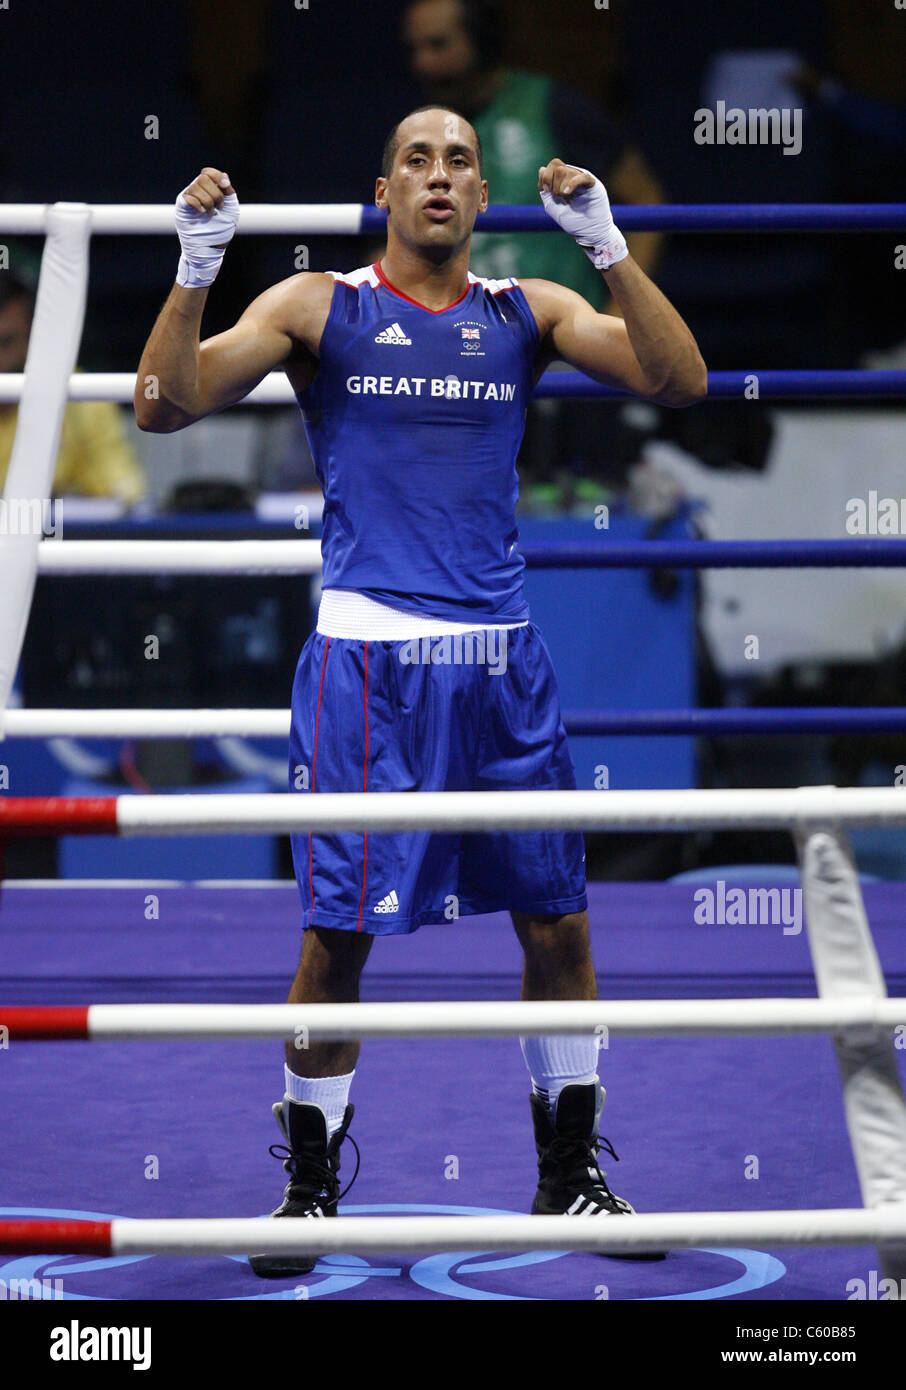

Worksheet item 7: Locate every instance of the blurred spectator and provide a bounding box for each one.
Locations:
[795,63,906,150]
[621,0,834,369]
[790,0,906,360]
[0,271,146,503]
[402,0,664,298]
[399,0,667,513]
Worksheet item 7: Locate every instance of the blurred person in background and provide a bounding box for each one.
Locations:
[792,0,906,364]
[401,0,666,512]
[0,268,146,504]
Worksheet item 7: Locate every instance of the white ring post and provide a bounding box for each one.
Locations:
[0,203,91,721]
[795,820,906,1281]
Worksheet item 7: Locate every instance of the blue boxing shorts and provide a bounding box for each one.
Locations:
[288,621,587,934]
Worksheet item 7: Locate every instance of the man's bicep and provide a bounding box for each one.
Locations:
[196,304,295,417]
[194,274,331,418]
[543,284,650,396]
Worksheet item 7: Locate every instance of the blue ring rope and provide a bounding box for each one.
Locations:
[536,369,906,399]
[521,540,906,568]
[360,203,906,235]
[563,708,906,736]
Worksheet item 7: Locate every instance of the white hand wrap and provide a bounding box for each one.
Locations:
[540,167,628,272]
[174,190,240,288]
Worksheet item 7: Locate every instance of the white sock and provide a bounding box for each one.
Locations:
[520,1035,600,1115]
[284,1065,355,1136]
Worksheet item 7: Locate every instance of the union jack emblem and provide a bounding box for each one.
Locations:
[461,327,480,340]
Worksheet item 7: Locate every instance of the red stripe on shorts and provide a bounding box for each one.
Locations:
[307,637,331,927]
[356,641,369,931]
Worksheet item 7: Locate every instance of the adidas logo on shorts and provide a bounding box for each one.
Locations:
[373,890,400,914]
[374,322,412,346]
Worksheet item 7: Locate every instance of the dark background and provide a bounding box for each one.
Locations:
[2,0,903,369]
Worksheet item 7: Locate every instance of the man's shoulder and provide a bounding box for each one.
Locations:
[516,276,579,309]
[516,277,595,343]
[467,269,521,295]
[324,264,381,290]
[273,264,378,315]
[265,269,338,308]
[254,271,338,354]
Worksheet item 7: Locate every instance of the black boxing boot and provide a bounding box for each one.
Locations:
[530,1082,666,1259]
[249,1099,359,1279]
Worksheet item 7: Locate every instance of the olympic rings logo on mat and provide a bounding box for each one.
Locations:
[0,1206,785,1302]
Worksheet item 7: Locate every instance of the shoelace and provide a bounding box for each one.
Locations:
[547,1131,621,1196]
[268,1132,362,1203]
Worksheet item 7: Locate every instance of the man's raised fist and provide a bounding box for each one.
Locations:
[175,168,240,289]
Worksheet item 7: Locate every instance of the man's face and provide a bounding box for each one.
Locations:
[376,109,487,257]
[0,297,32,374]
[403,0,481,107]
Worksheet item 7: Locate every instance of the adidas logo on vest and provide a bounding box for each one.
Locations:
[374,322,412,346]
[373,890,400,914]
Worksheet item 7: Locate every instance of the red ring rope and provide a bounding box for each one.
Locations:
[0,797,117,835]
[0,1219,111,1255]
[1,1006,90,1039]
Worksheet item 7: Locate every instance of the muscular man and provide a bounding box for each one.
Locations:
[135,105,705,1279]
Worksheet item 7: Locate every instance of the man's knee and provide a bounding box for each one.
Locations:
[513,910,591,964]
[302,924,373,985]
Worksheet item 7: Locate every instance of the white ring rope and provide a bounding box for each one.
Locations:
[0,205,367,236]
[35,540,322,574]
[106,1206,906,1256]
[0,371,294,405]
[3,710,287,737]
[109,786,906,834]
[81,998,906,1039]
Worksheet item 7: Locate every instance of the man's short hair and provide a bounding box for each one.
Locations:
[381,105,484,180]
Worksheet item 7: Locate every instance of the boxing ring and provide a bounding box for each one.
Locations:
[0,198,905,1301]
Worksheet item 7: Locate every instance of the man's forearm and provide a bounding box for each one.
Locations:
[134,284,209,432]
[602,232,663,318]
[603,255,706,405]
[623,230,663,281]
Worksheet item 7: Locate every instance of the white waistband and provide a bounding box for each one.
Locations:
[316,589,529,639]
